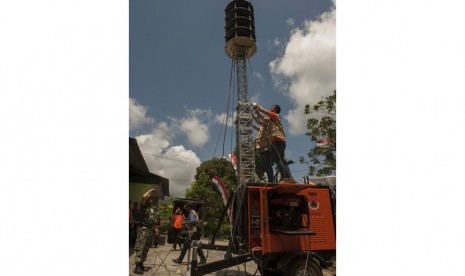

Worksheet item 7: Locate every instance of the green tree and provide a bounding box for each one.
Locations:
[299,90,336,176]
[157,201,173,234]
[185,158,237,235]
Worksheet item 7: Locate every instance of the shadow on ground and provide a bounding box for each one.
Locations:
[216,271,256,276]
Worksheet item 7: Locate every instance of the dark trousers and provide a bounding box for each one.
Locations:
[172,228,183,248]
[271,141,292,179]
[259,149,274,182]
[176,231,205,262]
[129,224,134,247]
[131,223,140,247]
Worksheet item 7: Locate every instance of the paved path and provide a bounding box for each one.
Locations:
[129,237,335,276]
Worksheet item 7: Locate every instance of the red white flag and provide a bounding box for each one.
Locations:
[228,153,238,176]
[316,138,331,148]
[212,176,233,223]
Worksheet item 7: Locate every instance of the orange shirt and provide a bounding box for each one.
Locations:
[173,214,184,229]
[267,111,285,142]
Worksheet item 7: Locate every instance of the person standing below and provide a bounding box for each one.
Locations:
[129,200,134,248]
[152,210,161,248]
[131,202,142,248]
[171,208,184,250]
[133,188,159,274]
[172,204,206,265]
[253,103,296,183]
[253,111,274,182]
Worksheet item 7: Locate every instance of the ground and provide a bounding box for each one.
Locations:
[129,236,336,276]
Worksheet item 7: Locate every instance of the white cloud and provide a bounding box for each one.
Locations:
[135,122,173,154]
[274,38,281,48]
[215,112,227,125]
[249,94,261,106]
[215,112,228,125]
[179,117,209,148]
[131,104,244,196]
[185,108,212,119]
[286,17,295,27]
[269,6,336,135]
[215,111,236,128]
[129,98,154,131]
[130,101,205,197]
[168,108,211,148]
[253,71,265,82]
[136,124,201,198]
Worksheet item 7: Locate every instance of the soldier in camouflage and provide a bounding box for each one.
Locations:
[152,211,161,248]
[133,187,159,274]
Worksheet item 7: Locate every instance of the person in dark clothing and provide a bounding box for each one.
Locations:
[131,201,142,247]
[172,204,206,265]
[253,110,274,182]
[171,208,184,250]
[129,200,134,248]
[133,188,159,274]
[253,103,296,183]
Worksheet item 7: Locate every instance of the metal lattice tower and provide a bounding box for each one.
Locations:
[224,0,256,187]
[224,0,257,256]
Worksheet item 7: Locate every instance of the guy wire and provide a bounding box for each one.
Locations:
[212,58,235,159]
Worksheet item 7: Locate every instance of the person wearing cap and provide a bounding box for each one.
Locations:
[172,204,206,265]
[133,187,160,274]
[253,103,296,183]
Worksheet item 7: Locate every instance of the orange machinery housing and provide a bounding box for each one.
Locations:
[247,183,335,261]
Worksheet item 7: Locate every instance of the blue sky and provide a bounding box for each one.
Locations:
[4,0,465,274]
[129,0,336,197]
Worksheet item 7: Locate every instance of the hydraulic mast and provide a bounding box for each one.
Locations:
[190,2,335,275]
[234,50,255,185]
[224,0,257,255]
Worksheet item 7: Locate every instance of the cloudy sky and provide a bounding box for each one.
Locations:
[130,0,336,197]
[5,1,465,273]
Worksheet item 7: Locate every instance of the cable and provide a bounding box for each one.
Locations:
[212,58,235,159]
[150,247,178,276]
[152,253,176,275]
[230,59,236,157]
[247,58,259,100]
[212,108,225,159]
[304,251,310,275]
[303,229,314,275]
[250,249,263,274]
[141,152,198,165]
[222,58,235,159]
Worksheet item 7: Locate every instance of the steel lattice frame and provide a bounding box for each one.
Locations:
[234,47,255,186]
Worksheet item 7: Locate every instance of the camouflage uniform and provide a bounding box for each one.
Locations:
[133,192,159,266]
[152,208,161,247]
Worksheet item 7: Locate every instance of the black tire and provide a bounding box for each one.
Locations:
[260,268,282,276]
[284,259,322,276]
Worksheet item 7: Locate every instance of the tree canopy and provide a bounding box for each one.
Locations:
[299,90,336,176]
[185,158,237,221]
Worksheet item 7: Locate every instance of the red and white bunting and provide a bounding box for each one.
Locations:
[212,176,233,222]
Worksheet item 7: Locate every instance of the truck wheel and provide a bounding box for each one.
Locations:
[284,259,322,276]
[259,267,282,276]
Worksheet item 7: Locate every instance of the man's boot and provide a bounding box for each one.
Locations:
[141,262,151,271]
[133,263,143,274]
[199,256,206,264]
[173,245,187,264]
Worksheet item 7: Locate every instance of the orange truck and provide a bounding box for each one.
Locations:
[192,182,336,276]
